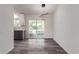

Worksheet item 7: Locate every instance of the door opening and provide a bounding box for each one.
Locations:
[28,20,45,38]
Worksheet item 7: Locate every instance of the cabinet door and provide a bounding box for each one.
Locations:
[14,31,23,40]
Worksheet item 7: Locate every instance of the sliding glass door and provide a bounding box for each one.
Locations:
[29,20,44,38]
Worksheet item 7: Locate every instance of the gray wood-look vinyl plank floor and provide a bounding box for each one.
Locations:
[9,38,67,54]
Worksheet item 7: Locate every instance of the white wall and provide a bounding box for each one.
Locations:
[45,14,54,38]
[54,5,79,54]
[25,14,54,38]
[0,5,14,54]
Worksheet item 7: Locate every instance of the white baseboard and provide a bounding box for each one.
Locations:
[53,38,68,54]
[6,47,14,54]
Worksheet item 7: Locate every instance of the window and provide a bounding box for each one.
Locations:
[14,14,20,27]
[29,20,44,36]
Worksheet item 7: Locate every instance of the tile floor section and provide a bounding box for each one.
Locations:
[9,38,67,54]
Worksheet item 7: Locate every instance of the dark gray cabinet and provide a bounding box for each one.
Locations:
[14,30,25,40]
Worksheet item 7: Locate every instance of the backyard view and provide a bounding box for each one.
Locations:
[29,20,44,38]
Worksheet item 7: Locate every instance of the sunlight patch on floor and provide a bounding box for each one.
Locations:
[28,39,45,48]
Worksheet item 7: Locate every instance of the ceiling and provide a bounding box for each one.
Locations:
[14,4,57,14]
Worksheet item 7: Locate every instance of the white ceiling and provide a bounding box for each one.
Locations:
[14,4,57,14]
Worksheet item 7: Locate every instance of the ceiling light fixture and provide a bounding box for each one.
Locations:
[42,4,45,7]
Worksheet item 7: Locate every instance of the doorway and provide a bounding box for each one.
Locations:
[28,20,45,38]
